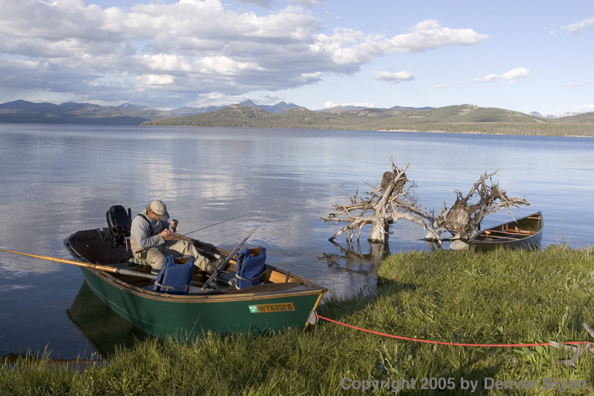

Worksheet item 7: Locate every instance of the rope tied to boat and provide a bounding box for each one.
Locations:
[315,314,594,349]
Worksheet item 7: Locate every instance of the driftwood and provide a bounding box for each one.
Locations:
[550,323,594,369]
[429,169,531,240]
[319,160,531,244]
[319,161,422,243]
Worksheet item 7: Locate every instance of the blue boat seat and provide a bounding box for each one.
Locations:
[235,247,266,289]
[153,255,195,295]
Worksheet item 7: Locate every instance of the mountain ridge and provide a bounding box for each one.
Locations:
[0,100,592,133]
[0,99,305,124]
[140,104,594,137]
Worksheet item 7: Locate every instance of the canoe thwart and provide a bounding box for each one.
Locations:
[468,211,543,252]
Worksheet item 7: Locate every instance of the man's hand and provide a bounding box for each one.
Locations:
[160,228,172,240]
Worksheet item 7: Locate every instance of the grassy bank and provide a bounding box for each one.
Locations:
[2,245,594,395]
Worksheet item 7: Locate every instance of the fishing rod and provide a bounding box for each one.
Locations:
[181,213,252,237]
[201,227,258,291]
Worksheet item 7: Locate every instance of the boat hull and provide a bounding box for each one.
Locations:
[80,267,323,340]
[468,212,543,252]
[64,229,326,340]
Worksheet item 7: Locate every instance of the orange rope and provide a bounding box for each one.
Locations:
[316,314,591,348]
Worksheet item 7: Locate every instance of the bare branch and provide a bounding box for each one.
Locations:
[319,161,530,244]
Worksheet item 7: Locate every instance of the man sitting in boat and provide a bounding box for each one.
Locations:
[130,200,213,272]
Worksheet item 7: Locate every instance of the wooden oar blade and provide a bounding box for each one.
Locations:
[0,248,92,267]
[0,247,162,281]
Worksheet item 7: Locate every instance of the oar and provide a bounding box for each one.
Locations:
[201,227,258,291]
[0,248,158,281]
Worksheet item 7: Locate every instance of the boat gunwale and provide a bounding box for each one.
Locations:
[88,267,327,303]
[468,211,543,247]
[66,231,327,303]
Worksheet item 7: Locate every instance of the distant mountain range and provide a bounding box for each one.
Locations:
[139,103,594,138]
[0,99,592,129]
[0,99,305,124]
[142,103,549,127]
[319,104,435,113]
[0,100,171,125]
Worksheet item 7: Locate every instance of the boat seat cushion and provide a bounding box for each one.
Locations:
[235,247,266,289]
[153,255,195,295]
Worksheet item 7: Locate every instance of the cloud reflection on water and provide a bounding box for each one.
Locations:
[1,125,593,359]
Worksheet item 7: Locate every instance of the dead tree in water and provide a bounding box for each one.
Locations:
[319,161,531,244]
[319,160,430,243]
[429,170,531,240]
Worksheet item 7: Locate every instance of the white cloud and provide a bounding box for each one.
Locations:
[501,67,530,79]
[254,93,286,104]
[313,20,487,67]
[564,80,594,87]
[544,104,594,117]
[561,17,594,35]
[572,104,594,113]
[139,74,175,86]
[190,92,248,107]
[474,67,530,83]
[187,92,285,108]
[198,92,228,101]
[475,73,500,83]
[0,0,487,107]
[372,71,414,84]
[389,19,488,52]
[323,101,375,109]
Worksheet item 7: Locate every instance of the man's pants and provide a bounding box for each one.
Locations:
[138,239,211,271]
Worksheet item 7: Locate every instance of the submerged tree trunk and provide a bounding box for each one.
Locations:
[368,220,389,243]
[319,160,410,244]
[319,160,530,244]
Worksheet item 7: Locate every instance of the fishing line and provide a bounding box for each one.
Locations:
[181,213,252,237]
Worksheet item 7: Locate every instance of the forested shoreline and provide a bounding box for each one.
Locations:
[142,104,594,137]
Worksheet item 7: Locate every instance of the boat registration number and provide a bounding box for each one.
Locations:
[249,303,295,313]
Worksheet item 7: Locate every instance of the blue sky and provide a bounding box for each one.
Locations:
[0,0,592,115]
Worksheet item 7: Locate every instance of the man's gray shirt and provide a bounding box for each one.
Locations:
[130,210,171,250]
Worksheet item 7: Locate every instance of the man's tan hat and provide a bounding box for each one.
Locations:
[149,200,169,221]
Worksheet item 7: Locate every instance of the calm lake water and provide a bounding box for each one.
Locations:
[0,124,592,359]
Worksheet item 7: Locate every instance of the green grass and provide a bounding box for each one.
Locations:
[2,245,594,395]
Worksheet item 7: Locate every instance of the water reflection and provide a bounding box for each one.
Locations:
[1,125,593,359]
[317,240,392,297]
[66,281,147,358]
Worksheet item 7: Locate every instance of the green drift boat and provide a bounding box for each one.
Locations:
[62,207,327,341]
